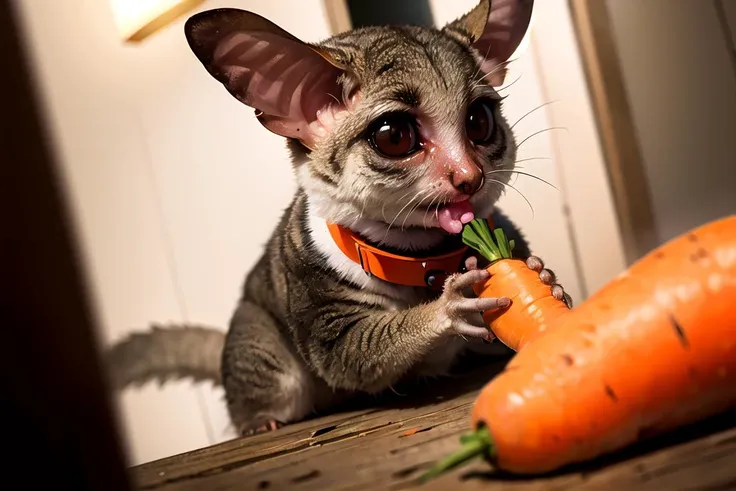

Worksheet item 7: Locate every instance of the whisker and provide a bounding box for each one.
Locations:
[385,189,430,239]
[402,190,434,230]
[509,100,560,131]
[486,169,559,191]
[471,57,515,88]
[516,127,568,150]
[422,192,441,229]
[389,195,422,228]
[434,198,443,220]
[469,43,495,88]
[514,157,553,165]
[496,71,523,93]
[383,188,416,222]
[327,93,341,105]
[388,384,405,396]
[488,177,535,217]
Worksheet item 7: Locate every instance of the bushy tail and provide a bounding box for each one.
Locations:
[105,324,225,390]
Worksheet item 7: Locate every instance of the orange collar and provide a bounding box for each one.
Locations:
[326,216,494,290]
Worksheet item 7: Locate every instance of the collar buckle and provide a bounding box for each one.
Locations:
[424,269,449,290]
[355,243,373,278]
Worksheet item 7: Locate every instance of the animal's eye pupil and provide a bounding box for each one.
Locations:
[383,124,402,146]
[368,113,420,158]
[466,99,495,145]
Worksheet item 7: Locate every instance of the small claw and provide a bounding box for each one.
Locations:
[242,419,283,436]
[464,256,479,271]
[539,268,556,285]
[563,292,574,309]
[551,284,566,301]
[449,269,490,291]
[526,256,544,272]
[453,321,494,341]
[551,285,574,309]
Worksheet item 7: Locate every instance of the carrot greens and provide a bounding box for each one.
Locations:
[462,218,515,263]
[420,427,494,482]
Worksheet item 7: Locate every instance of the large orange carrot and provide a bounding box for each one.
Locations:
[461,218,570,350]
[424,214,736,479]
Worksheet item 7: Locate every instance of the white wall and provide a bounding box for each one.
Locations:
[604,0,736,244]
[13,0,334,465]
[14,0,626,466]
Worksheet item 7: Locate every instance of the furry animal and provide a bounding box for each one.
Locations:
[107,0,572,435]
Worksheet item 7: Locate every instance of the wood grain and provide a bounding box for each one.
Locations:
[131,362,736,491]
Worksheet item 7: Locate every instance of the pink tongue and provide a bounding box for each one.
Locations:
[438,200,475,234]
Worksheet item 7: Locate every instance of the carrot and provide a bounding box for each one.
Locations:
[423,214,736,480]
[461,218,570,350]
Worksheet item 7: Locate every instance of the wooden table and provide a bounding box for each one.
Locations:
[131,357,736,491]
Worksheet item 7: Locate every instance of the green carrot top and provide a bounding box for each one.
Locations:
[461,218,516,264]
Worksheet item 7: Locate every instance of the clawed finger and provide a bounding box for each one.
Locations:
[464,256,479,271]
[551,284,566,301]
[455,296,511,313]
[453,321,494,341]
[449,268,490,291]
[539,268,556,285]
[526,256,544,272]
[563,292,574,309]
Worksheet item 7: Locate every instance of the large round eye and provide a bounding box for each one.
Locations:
[466,99,495,145]
[368,113,420,158]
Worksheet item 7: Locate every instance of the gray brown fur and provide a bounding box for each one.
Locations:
[220,194,537,433]
[105,0,572,435]
[107,324,224,388]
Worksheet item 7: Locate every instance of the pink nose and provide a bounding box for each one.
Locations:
[450,164,483,196]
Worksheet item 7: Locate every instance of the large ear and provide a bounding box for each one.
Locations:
[184,8,345,148]
[443,0,533,86]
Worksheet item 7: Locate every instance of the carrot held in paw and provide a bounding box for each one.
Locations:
[461,218,571,350]
[423,214,736,480]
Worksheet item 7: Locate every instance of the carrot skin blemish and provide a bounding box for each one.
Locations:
[422,215,736,479]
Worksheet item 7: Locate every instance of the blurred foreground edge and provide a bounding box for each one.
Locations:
[0,1,133,489]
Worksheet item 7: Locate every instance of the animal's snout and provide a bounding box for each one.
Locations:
[449,165,483,196]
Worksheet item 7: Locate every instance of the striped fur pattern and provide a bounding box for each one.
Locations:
[219,196,535,433]
[104,0,572,435]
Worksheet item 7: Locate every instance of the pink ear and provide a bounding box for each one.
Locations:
[185,9,344,146]
[444,0,534,87]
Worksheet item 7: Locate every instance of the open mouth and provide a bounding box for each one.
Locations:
[437,199,474,234]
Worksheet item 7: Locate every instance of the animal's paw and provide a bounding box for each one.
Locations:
[464,254,573,309]
[525,256,573,309]
[241,419,284,437]
[437,268,509,341]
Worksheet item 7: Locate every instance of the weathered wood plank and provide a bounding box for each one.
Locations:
[131,360,504,488]
[131,360,736,491]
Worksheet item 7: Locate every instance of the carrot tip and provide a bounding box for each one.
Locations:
[419,426,494,483]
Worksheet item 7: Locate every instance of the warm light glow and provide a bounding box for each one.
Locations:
[109,0,206,43]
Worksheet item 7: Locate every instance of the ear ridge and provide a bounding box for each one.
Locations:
[442,0,491,44]
[184,8,347,144]
[443,0,533,87]
[185,8,303,66]
[477,0,534,63]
